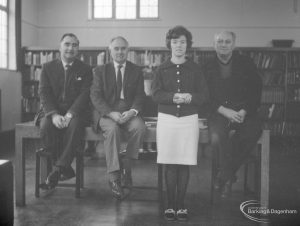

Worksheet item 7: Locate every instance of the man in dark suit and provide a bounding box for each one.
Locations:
[90,36,146,200]
[39,33,92,189]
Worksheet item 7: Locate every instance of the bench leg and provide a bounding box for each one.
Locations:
[75,153,83,198]
[35,151,40,198]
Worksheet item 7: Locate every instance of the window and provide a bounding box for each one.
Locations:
[0,0,8,68]
[93,0,158,19]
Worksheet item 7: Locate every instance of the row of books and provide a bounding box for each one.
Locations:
[258,103,284,120]
[287,71,300,84]
[282,122,300,136]
[260,71,284,86]
[23,84,38,98]
[287,53,300,68]
[24,51,106,66]
[287,88,300,102]
[194,52,215,66]
[24,51,60,65]
[22,97,40,113]
[262,122,284,136]
[25,66,42,81]
[242,51,285,69]
[79,52,106,66]
[261,88,285,103]
[127,50,169,67]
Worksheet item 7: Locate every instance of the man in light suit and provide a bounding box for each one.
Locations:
[39,33,92,189]
[91,36,146,200]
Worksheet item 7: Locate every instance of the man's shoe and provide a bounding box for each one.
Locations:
[221,181,232,198]
[59,166,75,181]
[121,169,133,188]
[42,167,60,190]
[164,209,176,221]
[109,180,124,200]
[176,209,188,221]
[214,177,225,192]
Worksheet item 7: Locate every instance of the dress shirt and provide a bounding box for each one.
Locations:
[112,61,138,116]
[113,61,126,99]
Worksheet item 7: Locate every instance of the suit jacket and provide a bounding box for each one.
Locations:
[90,61,146,130]
[39,58,93,118]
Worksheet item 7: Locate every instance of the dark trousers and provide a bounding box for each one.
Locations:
[40,116,85,168]
[209,113,262,183]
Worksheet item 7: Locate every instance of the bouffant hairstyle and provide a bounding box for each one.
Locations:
[165,25,193,50]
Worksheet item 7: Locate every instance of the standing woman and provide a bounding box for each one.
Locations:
[152,26,209,221]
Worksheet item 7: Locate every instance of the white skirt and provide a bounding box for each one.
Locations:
[156,113,199,165]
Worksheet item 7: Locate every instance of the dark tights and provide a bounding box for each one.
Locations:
[164,164,190,210]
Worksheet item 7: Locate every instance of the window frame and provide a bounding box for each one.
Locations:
[91,0,159,20]
[0,0,9,69]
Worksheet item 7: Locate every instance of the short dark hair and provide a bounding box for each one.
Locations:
[60,33,80,45]
[165,26,193,49]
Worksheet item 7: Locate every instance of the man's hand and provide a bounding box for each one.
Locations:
[108,111,122,123]
[52,114,66,129]
[218,106,243,123]
[119,110,135,124]
[237,109,247,123]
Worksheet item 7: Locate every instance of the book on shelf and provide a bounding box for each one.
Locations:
[261,88,285,103]
[260,70,284,86]
[258,103,284,120]
[22,97,40,113]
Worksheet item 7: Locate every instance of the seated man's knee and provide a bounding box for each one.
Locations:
[210,132,221,147]
[130,117,146,134]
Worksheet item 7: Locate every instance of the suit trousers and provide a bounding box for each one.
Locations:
[209,113,262,183]
[40,116,85,168]
[99,115,146,173]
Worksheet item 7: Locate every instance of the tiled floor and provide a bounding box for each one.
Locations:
[2,140,300,226]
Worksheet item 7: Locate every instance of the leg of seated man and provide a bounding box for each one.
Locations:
[99,117,122,178]
[40,116,63,188]
[227,116,262,179]
[209,114,232,181]
[121,116,146,187]
[56,116,85,180]
[99,116,124,199]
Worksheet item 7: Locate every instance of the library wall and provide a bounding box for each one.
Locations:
[23,0,300,47]
[0,71,22,131]
[22,0,38,46]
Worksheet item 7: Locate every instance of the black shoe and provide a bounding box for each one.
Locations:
[59,166,75,181]
[176,209,188,221]
[42,167,60,190]
[214,177,225,192]
[221,181,232,198]
[164,209,176,221]
[121,169,133,188]
[109,179,124,200]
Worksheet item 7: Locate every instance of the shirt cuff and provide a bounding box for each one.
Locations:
[130,109,138,116]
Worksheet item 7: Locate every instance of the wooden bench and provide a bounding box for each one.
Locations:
[15,121,269,208]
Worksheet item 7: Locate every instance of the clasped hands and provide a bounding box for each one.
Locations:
[108,110,136,124]
[51,113,72,129]
[173,93,192,104]
[219,107,247,124]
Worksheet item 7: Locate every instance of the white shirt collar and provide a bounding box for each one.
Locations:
[113,61,126,70]
[62,60,74,69]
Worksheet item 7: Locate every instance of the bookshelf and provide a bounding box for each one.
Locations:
[21,46,300,137]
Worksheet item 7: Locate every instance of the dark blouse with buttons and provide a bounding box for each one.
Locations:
[151,58,209,117]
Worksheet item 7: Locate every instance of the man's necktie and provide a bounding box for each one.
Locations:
[116,65,123,99]
[63,64,71,100]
